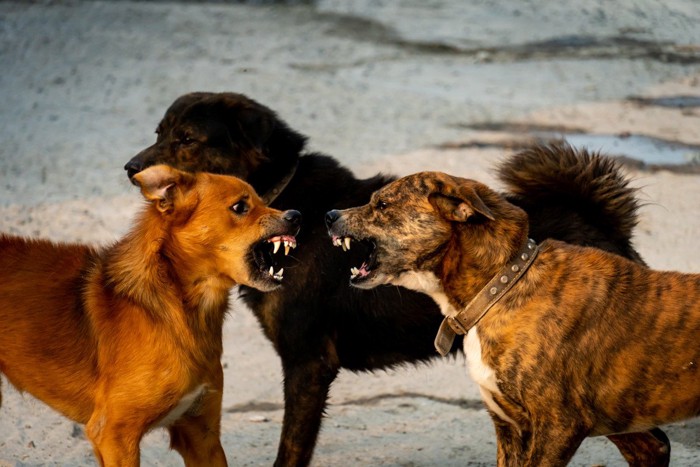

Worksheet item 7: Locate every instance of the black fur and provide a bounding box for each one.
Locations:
[498,143,646,265]
[125,92,669,467]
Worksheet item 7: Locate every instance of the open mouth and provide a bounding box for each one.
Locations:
[331,235,378,284]
[253,234,298,283]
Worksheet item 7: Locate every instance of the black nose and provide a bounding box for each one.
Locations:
[124,159,144,180]
[325,210,340,229]
[283,210,302,226]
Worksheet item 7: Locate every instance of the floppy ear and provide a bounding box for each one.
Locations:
[429,180,495,222]
[131,165,195,213]
[235,107,276,149]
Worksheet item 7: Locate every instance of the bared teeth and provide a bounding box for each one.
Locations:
[283,239,297,256]
[270,238,297,256]
[268,266,284,280]
[350,267,359,279]
[333,236,352,251]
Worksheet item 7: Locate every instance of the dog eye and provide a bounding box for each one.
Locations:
[376,200,388,210]
[230,201,249,215]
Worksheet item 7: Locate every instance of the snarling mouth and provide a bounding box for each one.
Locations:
[253,235,298,283]
[331,235,378,284]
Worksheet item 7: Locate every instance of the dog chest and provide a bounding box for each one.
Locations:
[156,383,207,428]
[465,327,520,429]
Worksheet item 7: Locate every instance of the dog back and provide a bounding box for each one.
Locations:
[0,234,99,422]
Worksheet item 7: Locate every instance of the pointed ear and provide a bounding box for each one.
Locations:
[131,165,195,213]
[429,180,495,222]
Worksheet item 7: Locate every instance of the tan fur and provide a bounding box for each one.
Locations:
[327,171,699,466]
[0,166,300,466]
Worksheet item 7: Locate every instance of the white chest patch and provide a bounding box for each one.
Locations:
[465,327,519,430]
[393,270,456,317]
[157,384,207,428]
[393,271,519,430]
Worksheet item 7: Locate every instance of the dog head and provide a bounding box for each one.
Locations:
[325,172,528,292]
[132,165,301,292]
[125,92,306,194]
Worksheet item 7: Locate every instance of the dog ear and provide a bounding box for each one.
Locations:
[132,165,195,213]
[429,181,495,222]
[234,107,276,149]
[220,97,307,173]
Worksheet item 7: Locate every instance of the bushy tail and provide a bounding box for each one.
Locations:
[497,141,645,264]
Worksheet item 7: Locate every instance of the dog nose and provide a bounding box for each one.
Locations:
[283,210,302,226]
[325,210,340,229]
[124,159,144,180]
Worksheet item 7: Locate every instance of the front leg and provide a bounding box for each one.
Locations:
[607,429,670,467]
[168,392,227,467]
[86,410,143,467]
[169,374,227,466]
[493,418,527,467]
[273,353,339,467]
[522,418,588,467]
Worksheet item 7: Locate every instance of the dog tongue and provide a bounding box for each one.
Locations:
[358,262,370,277]
[350,262,371,280]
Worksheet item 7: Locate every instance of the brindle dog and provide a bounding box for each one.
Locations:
[326,171,700,466]
[124,91,669,466]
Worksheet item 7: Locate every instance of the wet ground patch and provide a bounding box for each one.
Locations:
[444,122,700,174]
[323,13,700,65]
[627,95,700,109]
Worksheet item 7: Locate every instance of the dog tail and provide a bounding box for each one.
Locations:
[497,141,645,264]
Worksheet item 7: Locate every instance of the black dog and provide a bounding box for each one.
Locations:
[125,92,669,467]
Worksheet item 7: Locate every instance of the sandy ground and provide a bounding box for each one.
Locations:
[1,1,700,466]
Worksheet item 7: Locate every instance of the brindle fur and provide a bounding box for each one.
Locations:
[327,171,699,466]
[124,92,669,466]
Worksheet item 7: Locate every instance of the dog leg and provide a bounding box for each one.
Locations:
[168,394,227,466]
[493,418,527,467]
[607,429,671,467]
[86,412,142,467]
[521,420,587,467]
[168,367,227,467]
[274,357,339,467]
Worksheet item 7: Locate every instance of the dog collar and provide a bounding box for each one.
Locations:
[434,238,539,356]
[261,161,298,206]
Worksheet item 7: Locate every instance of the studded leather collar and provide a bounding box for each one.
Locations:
[434,238,539,356]
[261,161,298,206]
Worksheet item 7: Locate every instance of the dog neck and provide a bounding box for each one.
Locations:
[392,270,458,317]
[439,207,530,311]
[260,160,298,205]
[103,206,230,329]
[435,237,539,356]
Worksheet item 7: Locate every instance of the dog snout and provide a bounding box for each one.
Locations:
[283,210,302,228]
[325,210,341,229]
[124,158,144,181]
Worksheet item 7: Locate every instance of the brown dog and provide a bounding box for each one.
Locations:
[0,166,300,466]
[326,171,700,466]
